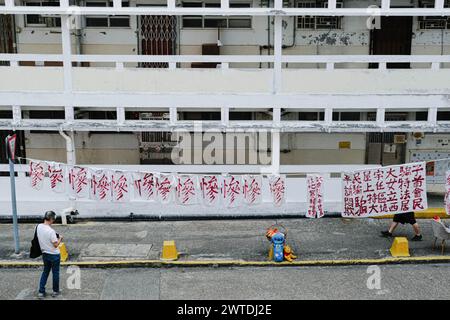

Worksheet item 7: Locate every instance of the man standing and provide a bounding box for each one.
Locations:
[381,211,423,241]
[37,211,63,298]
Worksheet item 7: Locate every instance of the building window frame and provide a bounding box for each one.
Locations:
[181,1,253,29]
[296,0,343,30]
[23,1,61,28]
[84,1,131,28]
[418,0,450,30]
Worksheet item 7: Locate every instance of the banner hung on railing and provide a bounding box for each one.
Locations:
[342,162,428,218]
[200,175,221,207]
[243,175,263,205]
[176,175,199,205]
[90,169,111,201]
[222,175,243,208]
[69,166,90,199]
[30,160,46,190]
[269,174,286,207]
[133,172,157,202]
[48,162,66,193]
[306,174,324,219]
[24,158,290,207]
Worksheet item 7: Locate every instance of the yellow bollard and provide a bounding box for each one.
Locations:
[390,237,410,257]
[59,242,69,262]
[161,240,179,261]
[268,246,273,261]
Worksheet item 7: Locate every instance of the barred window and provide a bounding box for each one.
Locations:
[85,1,130,28]
[24,1,61,28]
[418,0,450,30]
[296,0,343,30]
[182,1,252,29]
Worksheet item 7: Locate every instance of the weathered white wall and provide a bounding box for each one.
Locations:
[13,0,450,68]
[281,133,366,164]
[2,67,449,94]
[25,132,141,164]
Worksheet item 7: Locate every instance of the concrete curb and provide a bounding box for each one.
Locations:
[1,256,450,269]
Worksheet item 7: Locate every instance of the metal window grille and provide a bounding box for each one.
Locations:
[296,0,343,30]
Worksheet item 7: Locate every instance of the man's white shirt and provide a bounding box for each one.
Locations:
[37,223,60,255]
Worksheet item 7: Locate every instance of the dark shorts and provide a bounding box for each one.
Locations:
[393,211,416,225]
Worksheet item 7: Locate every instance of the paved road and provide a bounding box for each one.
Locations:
[0,218,444,262]
[1,264,449,300]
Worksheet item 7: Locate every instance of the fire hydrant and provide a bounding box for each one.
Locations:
[271,232,285,262]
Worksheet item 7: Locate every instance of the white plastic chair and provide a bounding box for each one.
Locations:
[431,220,450,255]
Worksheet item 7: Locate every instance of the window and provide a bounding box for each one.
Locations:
[418,0,450,30]
[182,1,252,28]
[298,112,325,121]
[296,0,343,30]
[85,1,130,28]
[24,1,61,27]
[332,112,361,121]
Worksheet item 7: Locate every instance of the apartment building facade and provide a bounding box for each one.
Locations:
[0,0,450,171]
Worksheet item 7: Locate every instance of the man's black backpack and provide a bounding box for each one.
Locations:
[30,225,42,259]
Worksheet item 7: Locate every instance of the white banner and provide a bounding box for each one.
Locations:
[68,166,90,199]
[445,171,450,216]
[111,171,130,202]
[90,169,112,201]
[269,174,286,206]
[29,160,46,190]
[48,162,66,193]
[342,162,428,218]
[157,173,174,204]
[306,174,324,218]
[133,172,157,201]
[200,175,221,206]
[243,175,262,205]
[222,175,243,208]
[175,175,199,205]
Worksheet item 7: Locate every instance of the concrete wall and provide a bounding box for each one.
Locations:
[25,132,141,164]
[2,67,450,94]
[281,133,366,165]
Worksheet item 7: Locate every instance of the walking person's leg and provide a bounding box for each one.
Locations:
[411,222,422,241]
[381,222,399,237]
[51,254,61,296]
[39,254,52,297]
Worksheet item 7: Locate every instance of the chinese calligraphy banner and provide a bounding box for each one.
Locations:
[26,159,295,207]
[111,171,130,202]
[200,175,221,206]
[176,175,199,205]
[269,174,286,207]
[133,172,157,201]
[90,169,111,201]
[342,162,428,218]
[306,174,324,218]
[222,175,243,208]
[157,173,174,204]
[69,166,90,199]
[48,162,66,193]
[445,171,450,216]
[30,160,46,190]
[243,175,262,205]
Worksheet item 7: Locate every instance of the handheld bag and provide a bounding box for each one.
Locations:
[29,225,42,259]
[59,242,69,262]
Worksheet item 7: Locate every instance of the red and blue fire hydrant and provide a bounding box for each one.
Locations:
[271,232,285,262]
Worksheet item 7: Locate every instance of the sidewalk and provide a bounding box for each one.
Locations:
[0,217,448,267]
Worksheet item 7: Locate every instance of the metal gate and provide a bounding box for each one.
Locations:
[0,14,15,65]
[366,113,407,165]
[138,15,177,68]
[139,112,175,164]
